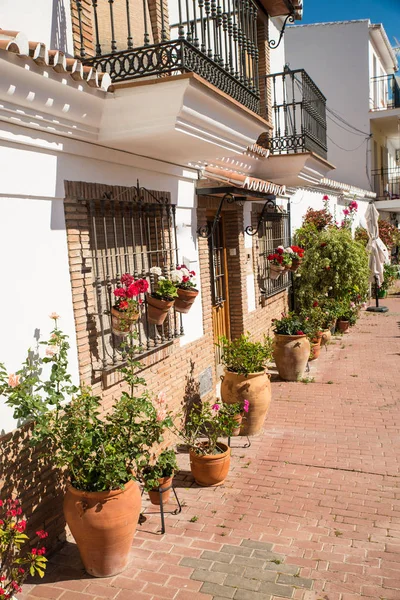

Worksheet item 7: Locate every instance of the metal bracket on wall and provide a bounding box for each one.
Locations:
[267,12,295,49]
[197,193,242,239]
[101,179,170,205]
[244,195,277,236]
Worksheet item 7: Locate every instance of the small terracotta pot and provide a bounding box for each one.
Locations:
[337,319,350,333]
[269,264,285,280]
[231,414,243,436]
[289,258,302,272]
[221,370,271,436]
[146,294,174,325]
[190,443,231,487]
[309,338,321,361]
[273,334,310,381]
[63,479,142,578]
[148,476,173,505]
[321,329,331,346]
[111,307,139,335]
[175,288,199,314]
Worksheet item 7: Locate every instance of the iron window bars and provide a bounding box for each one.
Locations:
[256,209,291,298]
[73,0,260,113]
[370,74,400,111]
[264,67,327,159]
[87,187,183,371]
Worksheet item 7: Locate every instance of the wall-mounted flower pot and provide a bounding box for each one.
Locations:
[63,480,142,578]
[146,294,174,325]
[111,307,139,335]
[221,370,271,436]
[273,334,310,381]
[289,259,302,272]
[269,264,285,280]
[189,443,231,487]
[175,288,199,313]
[337,319,350,333]
[148,476,173,505]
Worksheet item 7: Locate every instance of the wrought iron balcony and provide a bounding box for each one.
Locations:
[370,75,400,111]
[73,0,260,113]
[372,167,400,200]
[263,68,328,160]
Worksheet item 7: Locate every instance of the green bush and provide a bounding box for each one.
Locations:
[218,334,273,375]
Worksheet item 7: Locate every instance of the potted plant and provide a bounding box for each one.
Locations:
[301,301,325,361]
[226,399,250,436]
[376,263,397,298]
[111,273,148,335]
[174,264,199,313]
[337,302,358,333]
[219,334,273,436]
[267,246,292,279]
[272,313,311,381]
[176,401,238,487]
[147,267,178,325]
[0,321,173,578]
[287,245,304,272]
[0,498,49,599]
[141,448,178,506]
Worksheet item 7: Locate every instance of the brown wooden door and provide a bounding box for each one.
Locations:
[208,214,230,369]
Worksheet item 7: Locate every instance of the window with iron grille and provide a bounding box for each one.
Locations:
[256,210,291,298]
[87,188,183,371]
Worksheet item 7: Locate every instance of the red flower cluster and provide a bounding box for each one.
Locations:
[296,330,304,335]
[290,245,304,259]
[31,547,46,556]
[267,253,284,265]
[113,273,149,311]
[36,530,48,539]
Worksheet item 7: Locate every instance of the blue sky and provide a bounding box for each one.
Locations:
[300,0,399,49]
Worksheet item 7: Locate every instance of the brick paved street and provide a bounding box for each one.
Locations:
[21,293,400,600]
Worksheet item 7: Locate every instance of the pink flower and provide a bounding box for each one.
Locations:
[36,530,48,539]
[212,403,220,411]
[45,345,59,357]
[156,408,167,422]
[343,209,349,216]
[15,520,26,533]
[113,288,127,298]
[323,195,329,201]
[49,312,60,320]
[243,400,249,413]
[8,373,20,388]
[157,391,167,406]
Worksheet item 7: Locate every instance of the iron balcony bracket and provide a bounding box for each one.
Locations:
[244,195,277,236]
[267,12,295,49]
[197,193,242,239]
[102,179,170,205]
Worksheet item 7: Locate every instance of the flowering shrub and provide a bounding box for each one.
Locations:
[175,265,197,290]
[341,199,358,228]
[303,196,333,231]
[113,274,148,312]
[272,313,311,336]
[0,499,48,599]
[267,246,292,267]
[218,334,273,376]
[149,267,178,300]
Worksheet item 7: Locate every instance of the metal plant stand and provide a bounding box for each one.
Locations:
[140,482,182,535]
[227,435,251,449]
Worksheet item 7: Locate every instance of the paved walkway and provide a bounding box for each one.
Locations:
[22,292,400,600]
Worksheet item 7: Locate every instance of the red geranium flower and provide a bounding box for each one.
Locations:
[312,301,319,307]
[134,278,149,294]
[113,288,127,298]
[276,247,284,255]
[126,283,139,298]
[296,330,304,335]
[119,301,129,310]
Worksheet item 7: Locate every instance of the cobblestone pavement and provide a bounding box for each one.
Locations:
[21,293,400,600]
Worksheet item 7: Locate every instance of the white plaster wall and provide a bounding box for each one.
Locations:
[0,124,201,434]
[285,21,372,191]
[0,0,74,55]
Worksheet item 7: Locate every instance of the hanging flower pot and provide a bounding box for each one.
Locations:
[63,479,142,578]
[146,294,174,325]
[270,264,286,280]
[148,476,174,506]
[111,307,139,335]
[175,288,199,313]
[189,443,231,487]
[289,258,302,272]
[111,274,148,334]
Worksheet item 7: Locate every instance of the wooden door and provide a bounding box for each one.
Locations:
[208,214,230,369]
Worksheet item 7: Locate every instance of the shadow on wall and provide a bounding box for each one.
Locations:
[51,0,69,54]
[181,359,202,427]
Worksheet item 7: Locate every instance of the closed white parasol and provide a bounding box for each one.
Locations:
[365,202,390,288]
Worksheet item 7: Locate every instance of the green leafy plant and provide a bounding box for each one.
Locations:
[379,263,398,292]
[141,449,178,493]
[0,498,48,599]
[218,334,273,375]
[149,267,179,300]
[272,313,311,336]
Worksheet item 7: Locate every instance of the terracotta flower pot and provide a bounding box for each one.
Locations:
[148,476,173,505]
[63,479,142,578]
[111,307,139,335]
[309,338,321,361]
[189,443,231,487]
[231,413,243,436]
[175,288,199,314]
[146,294,174,325]
[289,258,302,272]
[321,329,331,346]
[273,334,310,381]
[269,264,285,280]
[337,319,350,333]
[221,370,271,436]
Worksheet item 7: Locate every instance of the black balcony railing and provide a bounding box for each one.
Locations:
[73,0,260,113]
[372,167,400,200]
[264,68,328,159]
[370,75,400,111]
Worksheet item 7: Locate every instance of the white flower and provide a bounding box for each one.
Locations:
[277,245,285,250]
[284,247,294,254]
[180,267,190,277]
[328,286,333,290]
[49,312,60,320]
[46,345,59,357]
[158,276,166,281]
[150,266,162,276]
[170,269,183,283]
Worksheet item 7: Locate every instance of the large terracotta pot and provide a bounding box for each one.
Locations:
[221,370,271,436]
[146,294,174,325]
[321,329,331,346]
[273,334,310,381]
[148,476,173,506]
[111,307,139,335]
[175,288,199,314]
[269,264,285,280]
[337,319,350,333]
[63,480,142,578]
[190,443,231,487]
